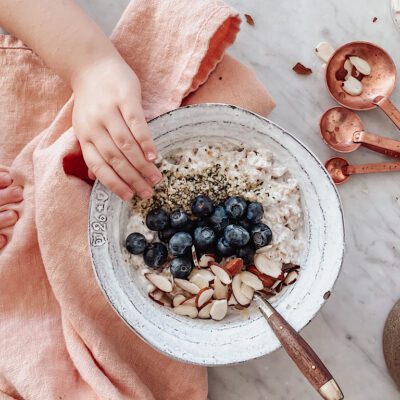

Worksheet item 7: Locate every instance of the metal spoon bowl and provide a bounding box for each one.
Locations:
[320,107,400,156]
[326,41,396,111]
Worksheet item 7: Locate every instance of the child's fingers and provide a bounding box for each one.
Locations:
[105,114,162,185]
[81,142,134,201]
[119,105,157,161]
[90,131,154,199]
[0,172,12,188]
[88,170,96,181]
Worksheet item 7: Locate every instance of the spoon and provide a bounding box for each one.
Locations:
[325,41,400,129]
[325,157,400,184]
[254,293,344,400]
[320,107,400,157]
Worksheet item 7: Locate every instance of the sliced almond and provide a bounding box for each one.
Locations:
[349,56,371,76]
[198,302,213,319]
[190,274,209,290]
[232,274,251,306]
[182,296,196,306]
[191,245,200,269]
[149,291,171,307]
[210,263,232,285]
[224,258,244,277]
[228,293,238,306]
[150,289,164,301]
[145,273,173,293]
[173,305,198,318]
[254,254,283,279]
[172,294,187,307]
[283,270,299,285]
[344,59,353,80]
[240,271,263,291]
[247,266,277,288]
[210,300,228,321]
[198,254,217,268]
[315,42,335,63]
[343,76,363,96]
[241,282,255,300]
[189,268,215,282]
[272,279,282,290]
[213,276,229,300]
[174,278,200,295]
[195,288,214,308]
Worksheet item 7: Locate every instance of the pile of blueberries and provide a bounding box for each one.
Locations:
[125,195,272,279]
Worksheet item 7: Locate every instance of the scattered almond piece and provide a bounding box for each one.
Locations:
[190,274,209,290]
[247,266,277,288]
[349,56,371,76]
[195,288,214,308]
[210,263,232,285]
[174,278,200,295]
[228,293,238,306]
[198,254,217,268]
[213,276,229,300]
[173,294,186,307]
[210,300,228,321]
[232,275,251,306]
[283,270,299,286]
[241,282,255,300]
[173,305,198,318]
[315,42,335,63]
[292,62,312,75]
[198,302,213,319]
[182,296,196,306]
[254,254,283,279]
[244,14,255,26]
[343,76,363,96]
[344,59,353,80]
[145,273,173,293]
[224,258,244,277]
[240,271,264,291]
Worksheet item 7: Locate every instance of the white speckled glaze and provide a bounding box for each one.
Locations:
[88,104,344,366]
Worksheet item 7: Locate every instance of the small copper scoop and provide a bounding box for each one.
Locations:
[326,42,400,129]
[325,157,400,184]
[320,107,400,157]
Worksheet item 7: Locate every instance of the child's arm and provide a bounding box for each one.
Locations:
[0,0,162,200]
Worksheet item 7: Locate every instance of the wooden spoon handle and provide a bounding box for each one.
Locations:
[255,295,343,400]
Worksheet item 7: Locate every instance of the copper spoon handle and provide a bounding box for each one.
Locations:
[373,96,400,130]
[353,131,400,154]
[254,294,344,400]
[344,161,400,175]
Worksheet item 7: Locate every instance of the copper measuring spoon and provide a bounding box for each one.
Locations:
[254,293,344,400]
[326,42,400,129]
[325,157,400,184]
[320,107,400,157]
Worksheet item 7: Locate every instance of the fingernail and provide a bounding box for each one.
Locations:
[121,191,134,201]
[0,173,12,185]
[150,174,162,184]
[139,190,153,199]
[12,186,23,198]
[147,152,157,161]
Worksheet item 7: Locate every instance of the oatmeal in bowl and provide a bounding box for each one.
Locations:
[89,104,344,365]
[123,145,304,321]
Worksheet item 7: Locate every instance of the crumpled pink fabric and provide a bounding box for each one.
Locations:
[0,1,274,399]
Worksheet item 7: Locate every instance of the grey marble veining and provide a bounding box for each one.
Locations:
[76,0,400,398]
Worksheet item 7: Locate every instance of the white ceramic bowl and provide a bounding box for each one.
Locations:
[89,104,344,366]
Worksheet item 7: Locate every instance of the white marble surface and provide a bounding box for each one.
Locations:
[79,0,400,398]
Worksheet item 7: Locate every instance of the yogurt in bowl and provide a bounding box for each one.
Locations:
[89,104,344,365]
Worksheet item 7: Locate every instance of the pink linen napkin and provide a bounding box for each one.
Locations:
[0,1,274,399]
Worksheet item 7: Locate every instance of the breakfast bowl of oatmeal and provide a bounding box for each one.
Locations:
[89,104,344,365]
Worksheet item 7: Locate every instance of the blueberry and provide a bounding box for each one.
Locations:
[168,232,193,256]
[158,226,177,243]
[237,218,252,232]
[224,224,250,248]
[251,223,273,248]
[224,196,247,219]
[125,232,147,255]
[209,205,230,233]
[146,208,169,231]
[237,245,255,266]
[194,226,216,250]
[216,237,235,257]
[170,257,193,279]
[170,209,189,229]
[143,242,168,268]
[181,219,196,235]
[191,195,214,217]
[246,202,264,224]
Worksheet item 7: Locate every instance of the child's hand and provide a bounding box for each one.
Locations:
[72,57,162,201]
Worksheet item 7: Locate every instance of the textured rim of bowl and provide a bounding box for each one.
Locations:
[88,103,345,366]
